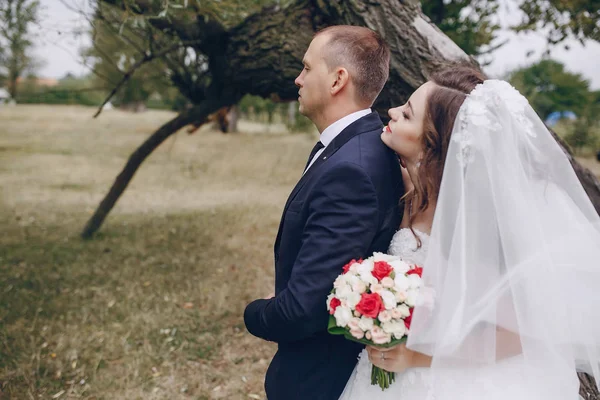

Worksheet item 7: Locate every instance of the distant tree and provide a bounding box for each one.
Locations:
[421,0,502,61]
[509,59,591,120]
[565,90,600,153]
[421,0,600,63]
[0,0,40,99]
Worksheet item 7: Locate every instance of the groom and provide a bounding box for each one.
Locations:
[244,25,403,400]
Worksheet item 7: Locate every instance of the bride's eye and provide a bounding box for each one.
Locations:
[402,111,409,120]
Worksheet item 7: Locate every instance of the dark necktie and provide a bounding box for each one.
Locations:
[304,141,325,172]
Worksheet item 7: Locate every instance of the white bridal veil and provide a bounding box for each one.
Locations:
[407,80,600,399]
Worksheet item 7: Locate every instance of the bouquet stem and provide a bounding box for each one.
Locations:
[371,365,395,390]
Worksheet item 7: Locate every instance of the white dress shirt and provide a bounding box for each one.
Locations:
[304,108,372,173]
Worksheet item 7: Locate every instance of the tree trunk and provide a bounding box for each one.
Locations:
[91,0,600,221]
[81,98,231,238]
[227,105,239,133]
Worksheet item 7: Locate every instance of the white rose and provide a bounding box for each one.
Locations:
[336,284,353,300]
[352,279,367,294]
[333,275,345,289]
[350,327,365,339]
[358,259,374,272]
[346,292,361,309]
[389,260,410,274]
[396,304,411,318]
[380,290,397,310]
[344,274,360,286]
[381,277,395,288]
[381,320,407,339]
[405,289,418,307]
[370,326,392,344]
[395,290,408,303]
[378,310,392,323]
[334,306,353,327]
[408,274,423,289]
[358,271,377,286]
[370,283,384,294]
[347,317,361,330]
[372,252,396,262]
[394,274,410,292]
[358,316,374,331]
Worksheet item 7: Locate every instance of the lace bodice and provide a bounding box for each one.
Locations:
[387,228,430,266]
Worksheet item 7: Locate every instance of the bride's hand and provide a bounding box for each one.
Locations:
[367,344,429,373]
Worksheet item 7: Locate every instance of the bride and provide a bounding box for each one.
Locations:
[339,65,600,400]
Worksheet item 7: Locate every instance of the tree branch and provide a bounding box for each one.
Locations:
[81,97,232,239]
[93,39,200,118]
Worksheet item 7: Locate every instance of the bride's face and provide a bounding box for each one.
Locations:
[381,82,434,165]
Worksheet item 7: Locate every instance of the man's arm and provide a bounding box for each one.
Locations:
[244,161,380,343]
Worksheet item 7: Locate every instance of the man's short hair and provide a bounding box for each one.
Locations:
[317,25,390,106]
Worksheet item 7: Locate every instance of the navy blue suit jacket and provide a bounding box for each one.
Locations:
[244,112,404,400]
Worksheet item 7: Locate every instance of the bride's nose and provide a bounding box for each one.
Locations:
[388,107,399,121]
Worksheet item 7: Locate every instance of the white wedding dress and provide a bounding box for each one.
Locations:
[338,228,569,400]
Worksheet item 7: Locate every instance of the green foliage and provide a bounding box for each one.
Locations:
[84,6,170,108]
[509,59,591,120]
[421,0,599,58]
[0,0,41,98]
[15,75,107,106]
[421,0,501,57]
[565,118,599,154]
[564,90,600,153]
[515,0,599,43]
[238,94,314,133]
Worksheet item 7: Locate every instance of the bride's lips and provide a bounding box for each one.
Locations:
[383,125,392,134]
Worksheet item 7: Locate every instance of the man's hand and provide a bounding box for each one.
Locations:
[263,292,275,300]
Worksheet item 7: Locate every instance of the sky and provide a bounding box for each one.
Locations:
[34,0,600,89]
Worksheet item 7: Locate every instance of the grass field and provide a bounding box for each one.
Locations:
[1,105,599,400]
[0,105,315,400]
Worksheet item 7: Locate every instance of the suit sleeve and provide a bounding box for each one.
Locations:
[244,161,380,343]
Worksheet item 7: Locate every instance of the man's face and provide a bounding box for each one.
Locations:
[294,34,332,121]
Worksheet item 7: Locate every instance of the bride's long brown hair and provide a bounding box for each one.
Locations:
[408,65,486,244]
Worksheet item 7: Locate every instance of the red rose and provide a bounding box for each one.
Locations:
[329,297,341,315]
[372,261,394,281]
[407,265,423,277]
[404,308,414,329]
[355,292,384,319]
[342,258,362,274]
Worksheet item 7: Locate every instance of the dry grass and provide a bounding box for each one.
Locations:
[0,105,316,400]
[2,105,599,400]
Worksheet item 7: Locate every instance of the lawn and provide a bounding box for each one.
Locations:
[0,104,314,400]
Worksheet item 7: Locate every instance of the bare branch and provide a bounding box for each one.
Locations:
[93,39,200,118]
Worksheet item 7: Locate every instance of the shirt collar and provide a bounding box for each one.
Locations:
[320,108,372,147]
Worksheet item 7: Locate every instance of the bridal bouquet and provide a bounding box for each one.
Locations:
[326,253,423,390]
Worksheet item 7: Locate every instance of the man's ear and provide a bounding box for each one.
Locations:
[330,67,350,96]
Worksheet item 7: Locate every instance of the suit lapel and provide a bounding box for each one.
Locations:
[274,112,383,255]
